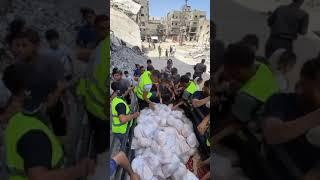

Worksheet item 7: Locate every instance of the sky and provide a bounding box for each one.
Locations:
[149,0,210,19]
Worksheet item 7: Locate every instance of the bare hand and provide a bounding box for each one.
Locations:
[130,173,141,180]
[172,105,177,111]
[134,112,140,118]
[197,120,209,135]
[149,103,155,110]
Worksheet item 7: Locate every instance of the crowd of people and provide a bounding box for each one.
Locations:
[0,7,109,180]
[111,56,210,179]
[212,0,320,179]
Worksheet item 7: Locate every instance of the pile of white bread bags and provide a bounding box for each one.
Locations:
[131,104,199,180]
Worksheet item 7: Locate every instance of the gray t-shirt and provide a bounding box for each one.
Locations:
[41,46,73,77]
[194,63,207,74]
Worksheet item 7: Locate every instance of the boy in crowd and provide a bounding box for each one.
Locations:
[44,29,73,82]
[262,58,320,179]
[8,28,67,140]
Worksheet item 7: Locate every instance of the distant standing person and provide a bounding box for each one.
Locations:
[193,59,207,79]
[172,45,176,57]
[162,59,173,75]
[147,59,154,71]
[170,45,173,56]
[158,45,162,59]
[265,0,309,58]
[165,49,168,58]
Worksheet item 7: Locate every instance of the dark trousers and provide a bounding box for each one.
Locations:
[48,99,67,137]
[87,111,109,154]
[265,36,293,59]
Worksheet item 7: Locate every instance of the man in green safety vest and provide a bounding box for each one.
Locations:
[76,15,108,157]
[213,43,279,143]
[4,71,95,180]
[111,81,139,145]
[135,70,161,110]
[172,74,198,110]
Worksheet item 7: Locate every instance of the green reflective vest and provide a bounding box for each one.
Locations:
[240,63,278,103]
[77,38,109,120]
[5,113,64,180]
[111,97,131,134]
[136,71,152,100]
[185,81,197,98]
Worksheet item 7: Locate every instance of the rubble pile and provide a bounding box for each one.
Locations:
[0,0,81,72]
[131,104,199,180]
[8,0,80,44]
[111,34,146,72]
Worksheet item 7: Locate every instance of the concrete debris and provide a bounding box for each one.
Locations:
[0,0,82,72]
[111,34,146,72]
[111,0,141,15]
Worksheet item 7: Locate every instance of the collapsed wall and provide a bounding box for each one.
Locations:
[110,7,142,49]
[110,2,145,72]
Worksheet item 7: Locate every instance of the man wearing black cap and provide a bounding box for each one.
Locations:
[4,73,96,180]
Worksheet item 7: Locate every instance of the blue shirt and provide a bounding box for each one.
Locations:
[76,25,98,48]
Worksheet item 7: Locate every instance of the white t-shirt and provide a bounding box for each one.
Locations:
[144,84,152,92]
[275,72,289,92]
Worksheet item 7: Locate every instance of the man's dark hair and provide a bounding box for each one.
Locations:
[95,15,107,26]
[201,59,205,63]
[80,7,95,18]
[224,43,255,67]
[147,59,152,64]
[9,28,40,45]
[278,50,296,66]
[2,64,32,95]
[293,0,304,4]
[204,79,210,88]
[124,71,128,74]
[45,29,60,41]
[180,75,190,84]
[186,72,191,77]
[111,81,119,92]
[140,66,145,70]
[112,67,121,76]
[197,77,203,82]
[171,67,178,75]
[300,58,320,81]
[8,18,26,34]
[240,34,259,49]
[151,70,161,79]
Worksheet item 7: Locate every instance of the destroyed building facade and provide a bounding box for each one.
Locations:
[134,0,149,40]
